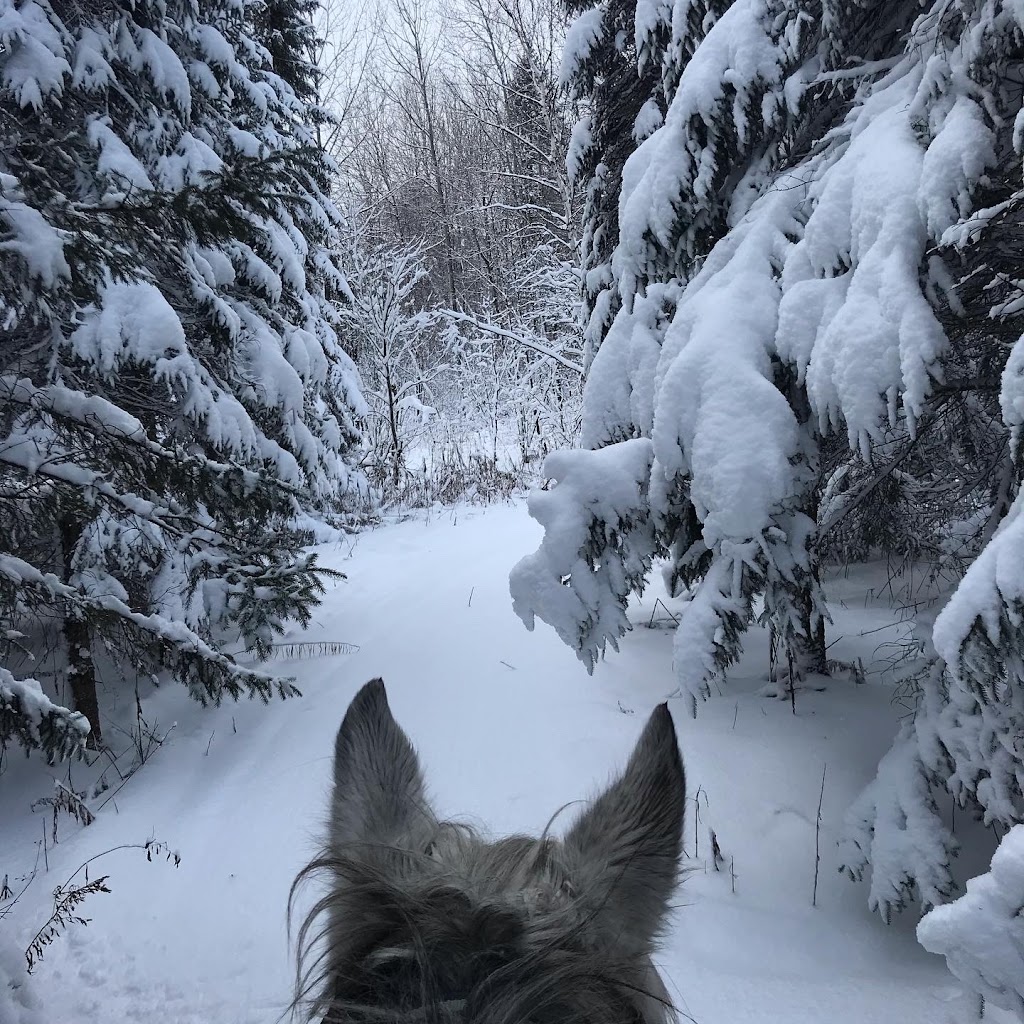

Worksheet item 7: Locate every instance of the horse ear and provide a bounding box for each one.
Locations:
[563,703,685,953]
[330,678,432,848]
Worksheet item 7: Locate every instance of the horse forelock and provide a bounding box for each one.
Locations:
[289,821,673,1024]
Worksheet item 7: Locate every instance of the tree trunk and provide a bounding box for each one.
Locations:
[410,36,459,309]
[793,572,829,677]
[784,365,829,680]
[383,365,402,486]
[797,480,829,676]
[59,516,102,748]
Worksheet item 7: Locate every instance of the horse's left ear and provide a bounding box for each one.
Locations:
[563,703,685,953]
[330,678,433,849]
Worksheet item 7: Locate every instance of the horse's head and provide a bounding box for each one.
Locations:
[292,678,686,1024]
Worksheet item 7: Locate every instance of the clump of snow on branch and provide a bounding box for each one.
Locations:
[559,8,605,86]
[510,438,656,668]
[918,825,1024,1017]
[933,489,1024,700]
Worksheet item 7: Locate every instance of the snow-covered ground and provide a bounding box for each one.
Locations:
[0,503,1004,1023]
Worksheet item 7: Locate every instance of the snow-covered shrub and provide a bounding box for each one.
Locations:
[337,228,438,491]
[0,668,88,765]
[339,219,584,510]
[560,0,673,361]
[840,718,959,923]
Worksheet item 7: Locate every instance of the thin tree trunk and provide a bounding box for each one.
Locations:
[777,366,829,682]
[383,364,402,486]
[59,516,101,748]
[797,466,829,676]
[409,38,458,308]
[793,572,829,676]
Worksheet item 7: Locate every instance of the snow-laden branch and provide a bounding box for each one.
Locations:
[0,552,296,704]
[0,667,90,761]
[443,310,584,375]
[510,439,657,668]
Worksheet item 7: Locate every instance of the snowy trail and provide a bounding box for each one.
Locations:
[1,503,993,1023]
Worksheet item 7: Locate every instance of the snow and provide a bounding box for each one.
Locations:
[614,0,786,284]
[0,505,1003,1023]
[228,127,264,158]
[156,132,224,190]
[634,0,672,63]
[137,27,191,116]
[72,27,116,92]
[916,96,995,240]
[840,724,958,922]
[264,217,307,293]
[87,117,156,192]
[65,280,301,473]
[232,242,283,303]
[580,286,670,447]
[632,98,663,143]
[780,79,949,450]
[195,23,235,68]
[918,824,1024,1016]
[71,280,191,376]
[668,554,747,705]
[510,439,656,666]
[1000,334,1024,438]
[565,115,593,183]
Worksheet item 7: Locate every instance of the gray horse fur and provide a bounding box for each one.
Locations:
[290,678,686,1024]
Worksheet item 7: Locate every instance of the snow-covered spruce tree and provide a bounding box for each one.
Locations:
[0,0,366,759]
[833,1,1024,930]
[560,0,673,364]
[515,0,840,710]
[515,0,1024,949]
[251,0,320,102]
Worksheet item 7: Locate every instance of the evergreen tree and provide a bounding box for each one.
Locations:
[251,0,321,102]
[560,0,673,364]
[0,0,367,760]
[520,0,838,706]
[514,0,1024,975]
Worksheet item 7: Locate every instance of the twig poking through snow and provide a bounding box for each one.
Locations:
[813,763,827,908]
[693,786,706,859]
[647,598,681,629]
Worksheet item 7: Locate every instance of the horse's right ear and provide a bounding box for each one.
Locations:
[563,703,685,954]
[330,679,432,847]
